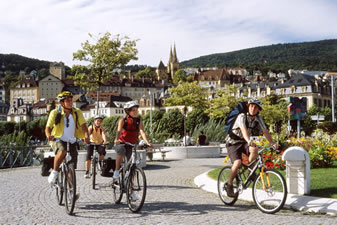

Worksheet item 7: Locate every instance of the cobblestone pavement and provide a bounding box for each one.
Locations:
[1,158,336,225]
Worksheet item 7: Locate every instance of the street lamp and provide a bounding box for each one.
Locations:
[326,72,337,122]
[148,90,152,137]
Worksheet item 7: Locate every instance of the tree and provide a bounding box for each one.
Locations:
[173,69,186,85]
[206,85,243,119]
[72,32,138,114]
[164,82,208,109]
[135,66,154,79]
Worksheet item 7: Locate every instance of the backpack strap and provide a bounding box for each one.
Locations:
[123,116,140,131]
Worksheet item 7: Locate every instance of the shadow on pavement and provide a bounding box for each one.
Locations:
[144,164,171,170]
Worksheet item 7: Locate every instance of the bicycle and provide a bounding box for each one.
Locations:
[217,145,287,214]
[88,142,106,190]
[54,139,80,215]
[112,142,147,213]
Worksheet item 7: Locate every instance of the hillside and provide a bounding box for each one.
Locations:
[0,53,51,73]
[180,39,337,73]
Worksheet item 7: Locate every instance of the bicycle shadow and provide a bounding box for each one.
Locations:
[143,164,171,170]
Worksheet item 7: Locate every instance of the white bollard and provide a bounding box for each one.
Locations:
[282,146,310,195]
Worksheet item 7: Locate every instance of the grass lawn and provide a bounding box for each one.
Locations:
[208,161,337,199]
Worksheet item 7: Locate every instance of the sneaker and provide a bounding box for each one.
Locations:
[113,170,119,179]
[84,171,90,179]
[130,193,138,201]
[48,170,58,184]
[225,183,235,197]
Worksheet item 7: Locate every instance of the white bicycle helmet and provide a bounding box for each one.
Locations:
[124,101,139,112]
[248,98,263,110]
[94,115,104,120]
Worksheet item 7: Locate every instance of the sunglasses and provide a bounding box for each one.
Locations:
[66,116,69,128]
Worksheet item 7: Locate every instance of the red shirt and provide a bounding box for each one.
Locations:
[120,116,139,144]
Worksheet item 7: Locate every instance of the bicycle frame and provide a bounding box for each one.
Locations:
[236,146,275,192]
[119,142,139,189]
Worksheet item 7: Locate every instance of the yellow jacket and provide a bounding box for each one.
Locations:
[46,107,86,139]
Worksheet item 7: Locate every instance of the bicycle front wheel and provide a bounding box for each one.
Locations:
[56,170,64,205]
[217,166,239,205]
[64,163,77,215]
[112,172,123,204]
[92,158,96,190]
[252,168,287,214]
[126,167,147,213]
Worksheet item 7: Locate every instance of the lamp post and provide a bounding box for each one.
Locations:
[148,91,152,137]
[326,72,337,122]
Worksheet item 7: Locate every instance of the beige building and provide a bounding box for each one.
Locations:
[10,77,39,104]
[39,74,64,100]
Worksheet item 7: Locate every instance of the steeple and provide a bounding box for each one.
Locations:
[172,43,178,63]
[168,46,173,64]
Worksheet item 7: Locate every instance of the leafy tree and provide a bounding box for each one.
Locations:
[186,108,209,133]
[164,82,209,110]
[206,85,243,119]
[0,121,16,135]
[72,32,138,113]
[135,67,154,79]
[158,109,184,139]
[27,118,47,141]
[173,69,186,85]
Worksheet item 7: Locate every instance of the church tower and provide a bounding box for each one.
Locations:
[167,44,179,81]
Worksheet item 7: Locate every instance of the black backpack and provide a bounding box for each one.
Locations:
[41,157,54,176]
[101,157,116,177]
[224,101,248,140]
[123,117,140,131]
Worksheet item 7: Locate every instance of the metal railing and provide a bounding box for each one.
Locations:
[0,145,41,169]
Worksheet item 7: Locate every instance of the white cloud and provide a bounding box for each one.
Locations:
[0,0,336,67]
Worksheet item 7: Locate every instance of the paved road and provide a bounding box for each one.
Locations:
[0,158,336,225]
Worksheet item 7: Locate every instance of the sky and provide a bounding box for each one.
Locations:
[1,0,337,68]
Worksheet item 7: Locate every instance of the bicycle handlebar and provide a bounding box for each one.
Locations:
[120,142,136,147]
[55,138,83,144]
[88,142,107,146]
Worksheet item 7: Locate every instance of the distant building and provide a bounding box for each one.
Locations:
[155,44,179,81]
[10,77,39,104]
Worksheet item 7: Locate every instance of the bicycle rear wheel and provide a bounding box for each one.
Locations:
[56,170,64,205]
[217,166,239,205]
[92,157,96,190]
[126,167,147,213]
[64,163,77,215]
[252,168,287,214]
[112,172,123,204]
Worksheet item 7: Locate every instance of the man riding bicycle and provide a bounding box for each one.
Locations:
[84,115,108,178]
[225,99,278,197]
[45,91,90,186]
[114,101,152,181]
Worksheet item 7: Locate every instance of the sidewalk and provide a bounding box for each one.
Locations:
[194,170,337,215]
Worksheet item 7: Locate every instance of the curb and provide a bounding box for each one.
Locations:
[194,170,337,215]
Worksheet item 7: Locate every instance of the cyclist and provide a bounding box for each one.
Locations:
[84,115,108,178]
[114,101,152,183]
[225,98,278,197]
[45,91,90,186]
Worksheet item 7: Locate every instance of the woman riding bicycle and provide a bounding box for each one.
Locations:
[114,101,152,181]
[84,115,108,178]
[225,99,278,197]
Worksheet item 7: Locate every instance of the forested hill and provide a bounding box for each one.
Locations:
[0,53,51,73]
[180,39,337,73]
